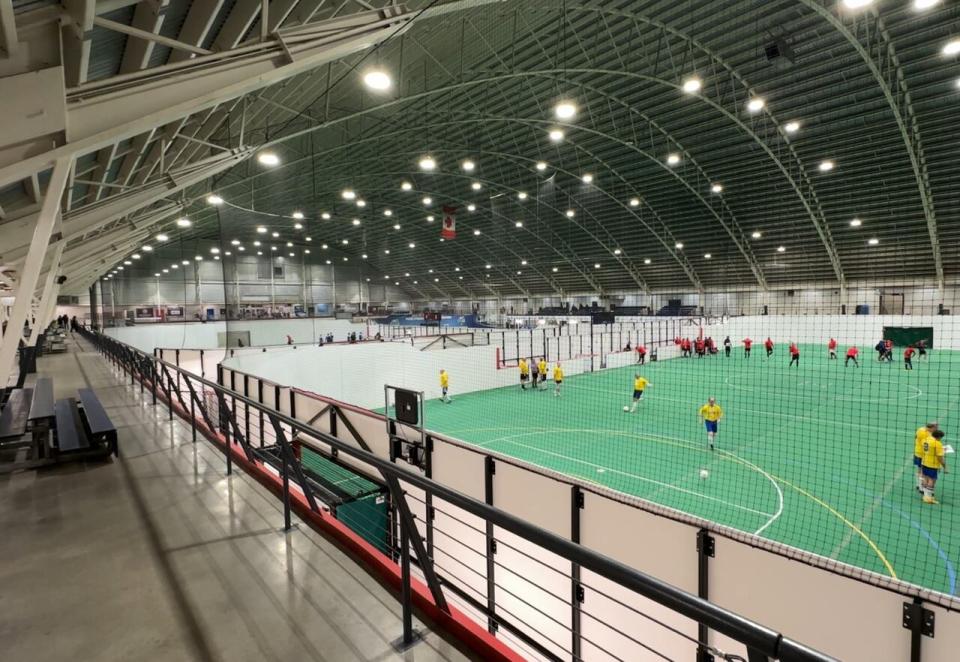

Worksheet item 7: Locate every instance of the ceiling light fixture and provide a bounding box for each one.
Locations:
[401,181,412,191]
[548,128,565,142]
[535,161,547,171]
[363,69,392,91]
[850,218,863,227]
[747,97,765,113]
[777,246,786,253]
[667,153,680,166]
[681,76,702,94]
[419,156,437,171]
[751,231,762,239]
[554,101,577,120]
[176,217,191,227]
[206,194,223,205]
[711,183,723,194]
[292,211,304,219]
[675,242,684,250]
[819,160,835,172]
[341,189,356,200]
[461,159,475,172]
[257,151,279,166]
[784,121,800,134]
[629,197,640,207]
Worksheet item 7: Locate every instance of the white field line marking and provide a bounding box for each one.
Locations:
[469,428,776,519]
[829,462,911,560]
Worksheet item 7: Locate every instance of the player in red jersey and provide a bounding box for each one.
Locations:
[764,337,774,359]
[845,346,859,367]
[788,342,800,367]
[636,344,647,365]
[904,345,916,370]
[695,337,706,358]
[828,338,837,360]
[742,337,752,358]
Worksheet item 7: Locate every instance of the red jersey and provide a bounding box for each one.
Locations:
[683,339,691,350]
[743,338,753,348]
[764,339,773,349]
[695,339,705,350]
[885,339,893,350]
[828,339,837,350]
[637,345,647,355]
[846,347,858,357]
[904,347,915,359]
[789,344,799,356]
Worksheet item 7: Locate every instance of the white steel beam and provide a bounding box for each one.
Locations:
[0,0,18,57]
[0,155,71,388]
[94,15,212,57]
[167,0,225,64]
[61,0,95,87]
[0,150,248,262]
[0,5,412,188]
[212,0,262,52]
[118,0,171,73]
[27,241,63,346]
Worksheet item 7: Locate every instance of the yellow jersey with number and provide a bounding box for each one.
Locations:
[915,427,931,458]
[519,359,529,375]
[553,365,564,381]
[634,377,649,391]
[700,404,722,422]
[921,437,944,469]
[538,359,547,374]
[440,372,449,388]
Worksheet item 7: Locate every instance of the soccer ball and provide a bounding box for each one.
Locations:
[623,406,630,412]
[699,469,709,480]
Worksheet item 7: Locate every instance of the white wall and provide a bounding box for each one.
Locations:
[223,333,679,408]
[104,318,367,353]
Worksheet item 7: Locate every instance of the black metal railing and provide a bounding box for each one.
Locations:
[81,327,835,662]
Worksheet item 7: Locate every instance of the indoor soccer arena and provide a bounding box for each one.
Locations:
[1,2,959,661]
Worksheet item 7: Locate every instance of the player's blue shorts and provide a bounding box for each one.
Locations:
[705,420,718,433]
[633,389,643,399]
[914,456,922,467]
[922,466,939,480]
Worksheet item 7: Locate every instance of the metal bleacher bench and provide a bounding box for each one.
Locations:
[28,378,54,458]
[0,388,33,442]
[51,388,117,459]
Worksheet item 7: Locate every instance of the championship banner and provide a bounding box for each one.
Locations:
[441,205,457,239]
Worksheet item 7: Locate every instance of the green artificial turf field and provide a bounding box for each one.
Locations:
[420,343,960,596]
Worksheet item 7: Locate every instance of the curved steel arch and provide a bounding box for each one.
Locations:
[798,0,942,289]
[267,68,844,284]
[213,153,609,295]
[529,73,768,289]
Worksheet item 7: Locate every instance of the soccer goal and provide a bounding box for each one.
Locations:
[414,332,475,351]
[882,325,933,348]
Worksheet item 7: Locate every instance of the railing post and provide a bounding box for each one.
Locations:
[484,455,497,634]
[281,443,291,530]
[571,485,584,661]
[697,528,715,662]
[190,388,196,442]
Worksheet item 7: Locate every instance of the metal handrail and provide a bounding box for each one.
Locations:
[86,329,836,662]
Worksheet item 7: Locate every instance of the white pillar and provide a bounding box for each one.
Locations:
[0,156,73,388]
[28,242,66,346]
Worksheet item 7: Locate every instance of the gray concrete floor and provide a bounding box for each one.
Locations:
[0,337,475,662]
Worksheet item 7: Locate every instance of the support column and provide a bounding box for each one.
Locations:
[89,282,100,328]
[28,242,66,347]
[0,156,72,390]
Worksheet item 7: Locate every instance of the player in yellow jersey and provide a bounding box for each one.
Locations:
[914,422,938,492]
[552,362,564,397]
[537,357,548,390]
[698,397,723,450]
[921,429,948,504]
[439,369,451,404]
[518,358,530,390]
[628,374,652,413]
